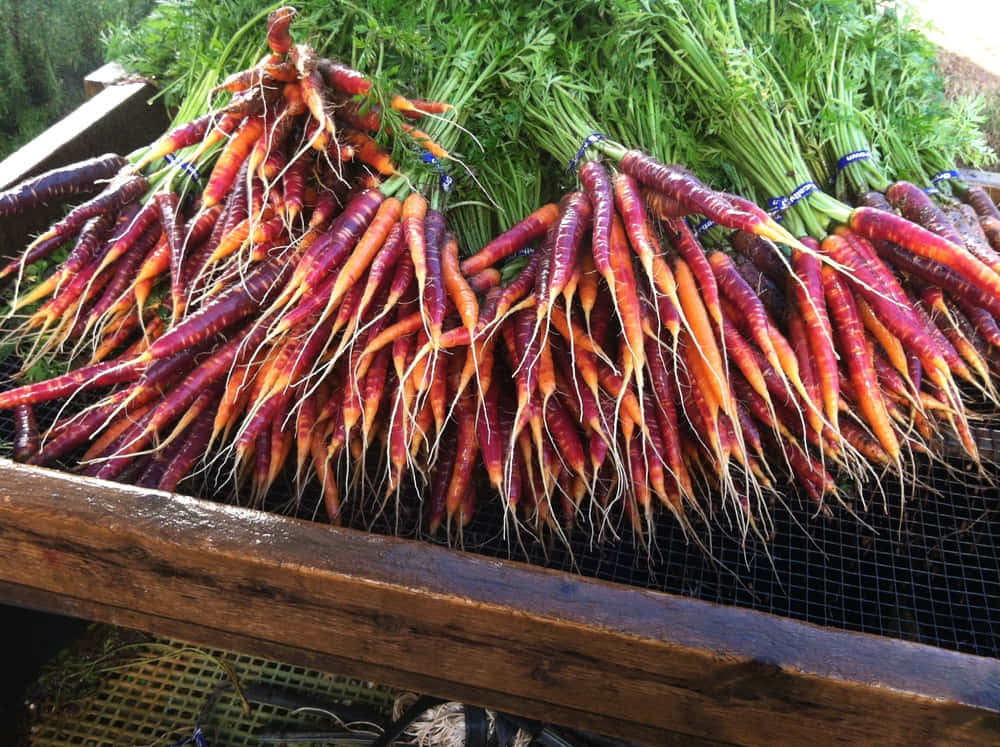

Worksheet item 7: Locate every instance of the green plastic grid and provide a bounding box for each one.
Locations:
[29,637,399,746]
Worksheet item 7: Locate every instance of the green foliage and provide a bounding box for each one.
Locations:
[0,0,154,158]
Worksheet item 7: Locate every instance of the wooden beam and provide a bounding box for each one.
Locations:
[0,461,997,745]
[0,80,168,253]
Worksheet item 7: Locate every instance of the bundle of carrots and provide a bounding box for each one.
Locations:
[1,4,1000,551]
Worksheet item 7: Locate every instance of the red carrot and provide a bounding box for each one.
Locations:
[849,206,1000,304]
[267,6,297,54]
[460,203,559,276]
[822,265,900,460]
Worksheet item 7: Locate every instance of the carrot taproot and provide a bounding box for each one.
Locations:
[468,268,501,294]
[2,173,149,282]
[445,391,479,520]
[620,151,798,248]
[441,233,478,336]
[849,206,1000,304]
[279,188,384,308]
[959,185,1000,221]
[676,256,728,411]
[138,254,291,365]
[12,404,40,462]
[822,265,900,460]
[460,203,558,276]
[267,6,297,54]
[0,153,126,217]
[341,129,397,175]
[423,209,448,342]
[156,405,215,493]
[403,191,430,312]
[201,115,265,208]
[0,355,145,410]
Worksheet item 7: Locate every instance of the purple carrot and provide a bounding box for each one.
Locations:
[0,154,127,218]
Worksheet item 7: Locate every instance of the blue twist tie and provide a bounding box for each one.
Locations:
[924,186,941,196]
[693,218,716,237]
[830,149,872,185]
[501,246,535,267]
[169,726,207,747]
[931,169,960,185]
[164,153,201,182]
[421,151,453,192]
[566,133,607,173]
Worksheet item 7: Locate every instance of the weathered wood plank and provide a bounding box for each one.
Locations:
[0,581,722,746]
[0,461,997,746]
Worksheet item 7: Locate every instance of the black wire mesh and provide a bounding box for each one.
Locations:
[2,351,997,660]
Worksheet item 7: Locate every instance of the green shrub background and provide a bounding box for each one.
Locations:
[0,0,154,158]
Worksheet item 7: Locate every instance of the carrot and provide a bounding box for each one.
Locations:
[428,427,459,533]
[445,391,479,521]
[677,256,728,411]
[662,215,718,326]
[0,154,127,218]
[732,256,786,322]
[341,129,396,175]
[0,356,145,410]
[790,243,839,428]
[12,404,40,462]
[423,209,449,342]
[641,187,688,220]
[267,5,297,54]
[280,189,385,308]
[17,210,117,309]
[856,294,908,378]
[460,203,559,276]
[620,151,796,247]
[157,406,215,493]
[952,297,1000,347]
[615,173,675,298]
[870,234,1000,321]
[325,197,404,320]
[139,255,291,365]
[82,222,161,334]
[1,174,149,282]
[710,250,808,401]
[959,185,1000,221]
[785,301,823,435]
[579,162,614,285]
[822,265,900,460]
[201,115,266,208]
[142,322,269,443]
[442,234,478,336]
[317,58,371,96]
[403,191,430,313]
[468,268,501,294]
[887,181,967,248]
[849,206,1000,304]
[608,213,645,371]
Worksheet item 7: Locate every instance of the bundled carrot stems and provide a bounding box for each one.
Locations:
[1,1,999,560]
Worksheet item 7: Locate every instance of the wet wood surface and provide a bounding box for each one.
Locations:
[0,461,997,745]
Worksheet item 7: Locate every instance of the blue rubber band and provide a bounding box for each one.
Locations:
[767,182,816,222]
[164,153,200,182]
[830,149,872,185]
[766,195,791,221]
[788,181,818,205]
[924,186,941,196]
[566,133,607,173]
